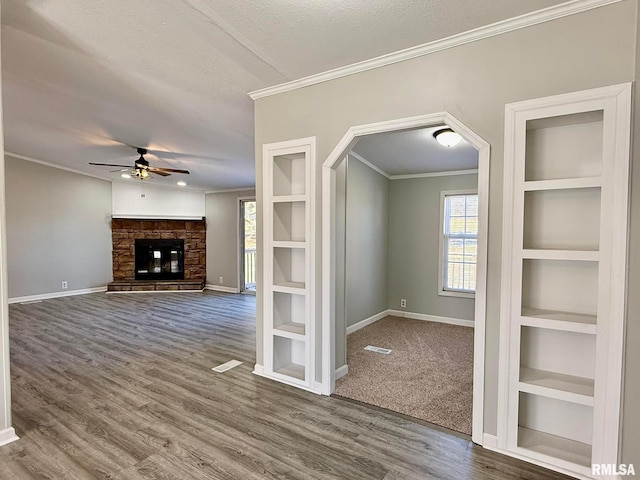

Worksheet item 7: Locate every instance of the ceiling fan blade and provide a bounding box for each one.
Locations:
[152,170,171,177]
[148,167,190,174]
[89,163,133,168]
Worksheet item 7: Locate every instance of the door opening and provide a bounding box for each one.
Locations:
[240,199,257,294]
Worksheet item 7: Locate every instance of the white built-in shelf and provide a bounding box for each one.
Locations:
[519,367,594,406]
[520,308,597,334]
[523,177,602,191]
[273,240,306,249]
[274,363,305,381]
[272,194,307,203]
[273,282,306,294]
[273,322,306,339]
[521,249,599,262]
[517,427,592,470]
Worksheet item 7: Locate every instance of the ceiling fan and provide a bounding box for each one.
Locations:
[89,147,190,179]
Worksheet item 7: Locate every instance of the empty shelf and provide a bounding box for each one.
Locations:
[519,368,594,406]
[521,308,596,334]
[273,322,305,338]
[518,427,592,469]
[274,363,305,381]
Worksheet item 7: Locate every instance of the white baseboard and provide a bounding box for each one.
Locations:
[346,309,390,334]
[205,284,240,294]
[335,364,349,380]
[0,427,19,447]
[482,433,498,448]
[252,364,322,395]
[106,289,204,294]
[8,286,107,304]
[387,309,474,328]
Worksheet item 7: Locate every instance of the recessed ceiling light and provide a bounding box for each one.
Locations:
[121,173,131,179]
[433,128,462,147]
[177,181,187,187]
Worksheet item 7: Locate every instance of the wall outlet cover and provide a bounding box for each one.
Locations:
[61,281,68,289]
[400,299,406,308]
[218,276,224,284]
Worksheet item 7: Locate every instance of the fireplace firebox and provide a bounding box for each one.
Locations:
[135,239,184,280]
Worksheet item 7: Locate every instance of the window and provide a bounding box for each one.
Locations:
[440,192,478,296]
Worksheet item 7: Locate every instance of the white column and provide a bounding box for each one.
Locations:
[0,0,19,446]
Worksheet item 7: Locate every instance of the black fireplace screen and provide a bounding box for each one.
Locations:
[135,239,184,280]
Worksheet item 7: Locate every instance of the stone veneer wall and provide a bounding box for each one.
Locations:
[111,218,206,282]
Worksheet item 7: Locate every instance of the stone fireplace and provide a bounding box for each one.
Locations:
[109,218,206,291]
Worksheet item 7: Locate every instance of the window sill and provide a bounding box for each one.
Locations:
[438,289,475,299]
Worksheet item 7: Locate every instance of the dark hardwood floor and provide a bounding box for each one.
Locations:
[0,292,568,479]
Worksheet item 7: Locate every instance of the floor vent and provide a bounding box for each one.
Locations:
[212,359,243,373]
[364,345,392,355]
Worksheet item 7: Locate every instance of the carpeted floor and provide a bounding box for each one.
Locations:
[334,315,473,435]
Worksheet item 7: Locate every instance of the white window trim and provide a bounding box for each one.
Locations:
[438,189,478,299]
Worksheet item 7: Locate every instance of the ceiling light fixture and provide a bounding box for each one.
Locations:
[433,128,462,147]
[121,173,131,179]
[177,181,187,187]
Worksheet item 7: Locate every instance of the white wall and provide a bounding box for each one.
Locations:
[205,190,255,291]
[112,182,205,218]
[345,155,389,327]
[5,157,112,299]
[254,0,637,438]
[388,174,478,320]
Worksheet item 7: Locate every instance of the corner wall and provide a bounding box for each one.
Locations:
[388,174,477,320]
[620,0,640,467]
[205,189,255,291]
[345,155,389,327]
[5,156,112,299]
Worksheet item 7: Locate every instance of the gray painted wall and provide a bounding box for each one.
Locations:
[254,0,637,438]
[345,155,389,327]
[335,159,347,367]
[205,189,255,291]
[621,2,640,467]
[388,174,477,320]
[5,157,112,298]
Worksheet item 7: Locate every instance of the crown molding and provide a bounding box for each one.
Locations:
[248,0,622,100]
[390,169,479,180]
[348,151,390,179]
[5,151,112,182]
[205,187,256,194]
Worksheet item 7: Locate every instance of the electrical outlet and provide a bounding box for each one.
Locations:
[400,298,406,308]
[218,276,224,284]
[62,281,68,289]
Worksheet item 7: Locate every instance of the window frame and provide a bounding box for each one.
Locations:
[438,189,478,299]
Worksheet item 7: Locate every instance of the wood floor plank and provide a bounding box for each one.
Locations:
[0,291,570,479]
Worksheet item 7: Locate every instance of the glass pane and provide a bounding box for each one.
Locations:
[449,217,466,234]
[449,197,466,216]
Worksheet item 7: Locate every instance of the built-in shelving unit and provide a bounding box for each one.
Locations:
[261,137,315,391]
[499,84,631,478]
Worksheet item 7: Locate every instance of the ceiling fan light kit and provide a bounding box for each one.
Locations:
[89,146,191,180]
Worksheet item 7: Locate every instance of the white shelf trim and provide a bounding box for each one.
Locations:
[520,249,599,261]
[519,367,594,406]
[523,177,602,191]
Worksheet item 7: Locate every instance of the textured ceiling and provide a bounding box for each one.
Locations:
[352,126,478,176]
[1,0,566,190]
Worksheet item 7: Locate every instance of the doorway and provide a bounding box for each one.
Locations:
[240,199,256,294]
[334,133,479,435]
[321,112,489,444]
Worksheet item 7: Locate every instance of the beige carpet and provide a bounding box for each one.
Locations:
[334,315,473,435]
